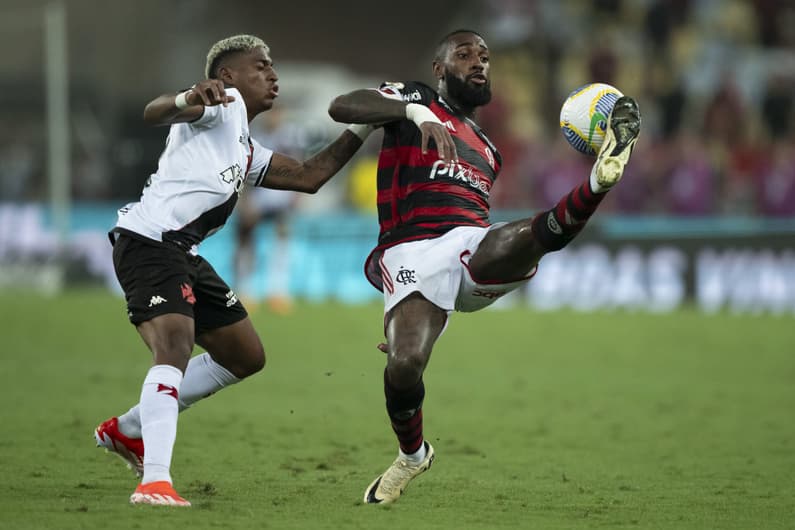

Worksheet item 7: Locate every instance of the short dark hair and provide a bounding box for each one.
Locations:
[434,29,484,62]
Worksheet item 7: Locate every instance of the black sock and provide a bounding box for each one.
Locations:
[384,369,425,454]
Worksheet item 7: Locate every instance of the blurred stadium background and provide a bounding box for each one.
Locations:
[2,2,795,528]
[1,0,794,313]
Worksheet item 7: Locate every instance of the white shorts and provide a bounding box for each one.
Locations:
[377,225,537,314]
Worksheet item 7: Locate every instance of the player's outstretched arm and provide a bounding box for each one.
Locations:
[329,89,458,164]
[143,79,236,126]
[329,89,409,124]
[260,129,365,194]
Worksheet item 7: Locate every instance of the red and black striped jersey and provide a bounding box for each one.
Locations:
[364,81,502,291]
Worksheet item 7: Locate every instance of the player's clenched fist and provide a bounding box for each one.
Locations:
[186,79,236,107]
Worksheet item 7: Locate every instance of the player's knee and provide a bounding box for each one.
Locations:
[237,342,266,378]
[251,344,266,373]
[150,337,193,370]
[470,223,545,279]
[387,353,425,387]
[493,224,538,257]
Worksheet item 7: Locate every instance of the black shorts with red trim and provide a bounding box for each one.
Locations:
[111,232,247,335]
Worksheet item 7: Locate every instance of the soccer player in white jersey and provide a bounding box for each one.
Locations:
[93,34,374,506]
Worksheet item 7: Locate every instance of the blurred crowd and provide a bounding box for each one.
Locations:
[1,0,794,218]
[476,0,795,216]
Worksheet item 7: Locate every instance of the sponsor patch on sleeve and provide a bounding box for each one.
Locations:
[376,82,406,101]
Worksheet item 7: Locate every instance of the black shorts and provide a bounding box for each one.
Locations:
[112,233,247,335]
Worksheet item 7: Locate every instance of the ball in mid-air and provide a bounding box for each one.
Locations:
[559,83,624,156]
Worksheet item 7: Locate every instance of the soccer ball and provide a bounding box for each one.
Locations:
[559,83,624,156]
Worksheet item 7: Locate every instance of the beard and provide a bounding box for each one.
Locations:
[444,71,492,109]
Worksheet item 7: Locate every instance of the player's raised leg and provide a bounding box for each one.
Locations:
[467,96,641,281]
[530,94,640,252]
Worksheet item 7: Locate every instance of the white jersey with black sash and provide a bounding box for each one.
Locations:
[113,87,273,253]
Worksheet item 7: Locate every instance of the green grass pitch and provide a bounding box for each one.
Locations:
[1,289,793,529]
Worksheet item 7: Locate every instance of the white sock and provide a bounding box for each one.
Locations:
[399,442,427,464]
[178,352,241,409]
[117,405,142,439]
[117,353,240,439]
[140,364,183,485]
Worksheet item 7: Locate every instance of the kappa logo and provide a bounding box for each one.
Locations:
[148,295,167,307]
[547,212,563,235]
[181,283,196,305]
[156,383,179,400]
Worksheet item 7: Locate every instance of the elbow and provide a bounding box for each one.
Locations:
[297,166,322,194]
[142,104,160,126]
[303,182,321,194]
[293,171,322,194]
[293,184,319,195]
[328,94,353,123]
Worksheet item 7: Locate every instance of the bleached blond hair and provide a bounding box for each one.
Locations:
[205,34,268,79]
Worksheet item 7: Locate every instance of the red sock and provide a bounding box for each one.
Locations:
[531,181,606,251]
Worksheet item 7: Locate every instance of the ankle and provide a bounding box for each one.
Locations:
[400,442,427,463]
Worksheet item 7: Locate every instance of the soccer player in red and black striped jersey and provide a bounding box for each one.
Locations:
[329,29,640,504]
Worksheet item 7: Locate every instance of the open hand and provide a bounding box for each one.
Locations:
[419,122,458,166]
